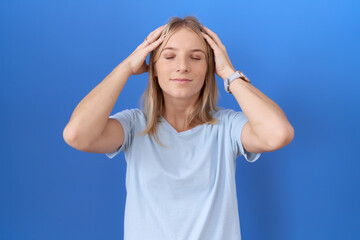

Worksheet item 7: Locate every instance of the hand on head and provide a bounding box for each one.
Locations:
[123,20,235,80]
[123,25,167,75]
[201,26,235,79]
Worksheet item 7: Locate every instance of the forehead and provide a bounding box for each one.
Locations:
[163,27,206,51]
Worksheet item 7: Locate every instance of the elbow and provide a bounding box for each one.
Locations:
[63,125,77,148]
[281,126,295,147]
[268,124,295,150]
[63,125,89,151]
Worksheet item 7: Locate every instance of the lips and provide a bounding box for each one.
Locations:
[171,78,192,83]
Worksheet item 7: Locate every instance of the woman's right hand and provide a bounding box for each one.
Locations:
[123,25,166,75]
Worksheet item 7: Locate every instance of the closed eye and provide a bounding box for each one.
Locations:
[164,56,201,60]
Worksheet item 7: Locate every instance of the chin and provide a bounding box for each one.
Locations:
[164,90,200,100]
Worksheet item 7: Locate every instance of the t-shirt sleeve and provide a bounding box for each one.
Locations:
[105,108,138,159]
[228,110,261,162]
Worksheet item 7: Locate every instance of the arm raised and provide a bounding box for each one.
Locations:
[63,63,131,150]
[63,25,166,151]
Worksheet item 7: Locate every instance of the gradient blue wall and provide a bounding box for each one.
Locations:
[1,0,359,239]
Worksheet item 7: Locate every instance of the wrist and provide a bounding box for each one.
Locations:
[228,77,247,92]
[116,61,133,77]
[220,67,236,81]
[223,70,251,94]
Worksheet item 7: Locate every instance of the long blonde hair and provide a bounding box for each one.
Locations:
[139,16,219,147]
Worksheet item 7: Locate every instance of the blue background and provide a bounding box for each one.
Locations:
[1,0,359,239]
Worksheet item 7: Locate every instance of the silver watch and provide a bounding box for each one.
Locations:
[224,71,251,94]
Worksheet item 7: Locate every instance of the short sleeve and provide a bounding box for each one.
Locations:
[105,108,138,159]
[229,110,261,162]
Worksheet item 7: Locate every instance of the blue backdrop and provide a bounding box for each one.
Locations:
[1,0,359,239]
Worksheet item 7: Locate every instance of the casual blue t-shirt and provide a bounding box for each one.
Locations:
[106,108,261,240]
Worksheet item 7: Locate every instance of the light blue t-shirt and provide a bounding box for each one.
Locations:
[106,108,261,240]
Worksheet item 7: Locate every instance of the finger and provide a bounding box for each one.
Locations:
[143,34,166,53]
[137,25,166,49]
[202,26,227,52]
[202,32,221,54]
[136,34,165,74]
[148,24,166,36]
[146,25,166,42]
[202,32,231,63]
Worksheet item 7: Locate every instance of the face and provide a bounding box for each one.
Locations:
[155,27,208,102]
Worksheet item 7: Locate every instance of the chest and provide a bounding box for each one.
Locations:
[127,129,229,201]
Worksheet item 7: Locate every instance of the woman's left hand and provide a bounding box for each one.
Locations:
[201,26,236,80]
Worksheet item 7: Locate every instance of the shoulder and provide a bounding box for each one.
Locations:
[212,107,244,121]
[111,108,145,117]
[109,108,147,126]
[130,108,146,117]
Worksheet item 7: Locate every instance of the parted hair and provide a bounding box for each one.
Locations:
[139,16,219,147]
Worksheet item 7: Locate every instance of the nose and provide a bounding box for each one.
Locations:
[176,57,190,73]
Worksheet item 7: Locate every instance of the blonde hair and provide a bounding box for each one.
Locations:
[139,16,219,147]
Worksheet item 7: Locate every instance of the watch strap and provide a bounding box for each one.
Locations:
[224,71,251,94]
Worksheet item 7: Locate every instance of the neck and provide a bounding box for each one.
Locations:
[162,93,200,132]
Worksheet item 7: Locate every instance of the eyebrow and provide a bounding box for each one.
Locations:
[162,47,205,55]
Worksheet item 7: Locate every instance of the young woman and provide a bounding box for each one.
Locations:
[63,16,294,240]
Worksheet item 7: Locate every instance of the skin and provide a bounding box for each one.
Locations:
[63,23,294,153]
[126,23,294,151]
[202,26,294,152]
[154,28,208,132]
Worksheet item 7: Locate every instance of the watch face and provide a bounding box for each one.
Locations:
[240,71,250,82]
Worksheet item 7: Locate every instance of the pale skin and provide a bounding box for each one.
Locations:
[154,26,294,153]
[155,27,208,132]
[200,26,295,152]
[63,24,294,154]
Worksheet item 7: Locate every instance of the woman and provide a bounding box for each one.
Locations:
[63,16,294,240]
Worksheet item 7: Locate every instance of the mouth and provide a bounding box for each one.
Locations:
[171,78,192,84]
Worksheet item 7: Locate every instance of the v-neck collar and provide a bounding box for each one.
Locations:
[159,116,204,136]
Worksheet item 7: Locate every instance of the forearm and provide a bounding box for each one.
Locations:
[63,62,131,147]
[227,73,294,145]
